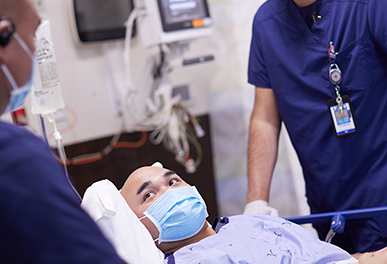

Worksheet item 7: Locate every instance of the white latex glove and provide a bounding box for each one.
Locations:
[243,200,279,217]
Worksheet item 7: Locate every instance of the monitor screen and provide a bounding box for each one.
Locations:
[157,0,211,32]
[73,0,135,43]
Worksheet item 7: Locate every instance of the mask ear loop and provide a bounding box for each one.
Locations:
[139,215,161,243]
[0,30,35,90]
[12,32,34,58]
[0,64,18,90]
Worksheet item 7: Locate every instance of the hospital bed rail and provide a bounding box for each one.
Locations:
[286,206,387,243]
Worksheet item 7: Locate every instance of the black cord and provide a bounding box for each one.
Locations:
[153,44,165,80]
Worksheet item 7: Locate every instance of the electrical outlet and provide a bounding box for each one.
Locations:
[172,85,190,101]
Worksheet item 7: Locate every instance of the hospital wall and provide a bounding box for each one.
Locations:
[5,0,310,221]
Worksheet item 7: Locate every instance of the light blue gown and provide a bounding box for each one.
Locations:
[165,215,352,263]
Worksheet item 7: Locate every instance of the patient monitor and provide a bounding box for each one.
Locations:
[135,0,212,47]
[70,0,135,44]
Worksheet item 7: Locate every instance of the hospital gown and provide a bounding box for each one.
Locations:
[165,215,352,264]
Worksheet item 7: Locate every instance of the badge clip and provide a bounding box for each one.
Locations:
[326,42,357,137]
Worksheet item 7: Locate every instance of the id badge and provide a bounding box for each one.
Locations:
[327,95,357,137]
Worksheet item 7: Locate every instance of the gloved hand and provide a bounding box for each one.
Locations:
[243,200,279,217]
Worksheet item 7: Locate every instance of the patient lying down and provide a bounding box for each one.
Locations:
[120,166,387,264]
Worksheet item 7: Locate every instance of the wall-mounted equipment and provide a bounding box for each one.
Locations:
[135,0,212,47]
[70,0,135,44]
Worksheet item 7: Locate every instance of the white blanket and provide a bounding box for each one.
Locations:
[81,179,164,264]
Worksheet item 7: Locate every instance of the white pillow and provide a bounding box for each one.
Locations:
[81,179,164,264]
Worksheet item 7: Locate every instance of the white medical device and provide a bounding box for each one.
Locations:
[135,0,212,47]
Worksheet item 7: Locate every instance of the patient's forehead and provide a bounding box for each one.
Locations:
[121,166,177,199]
[122,166,155,192]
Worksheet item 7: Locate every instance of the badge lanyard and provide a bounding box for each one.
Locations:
[326,41,358,137]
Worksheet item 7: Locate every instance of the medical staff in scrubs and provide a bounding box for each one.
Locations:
[245,0,387,254]
[0,0,125,263]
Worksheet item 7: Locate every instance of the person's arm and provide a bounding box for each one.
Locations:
[244,87,281,214]
[358,247,387,264]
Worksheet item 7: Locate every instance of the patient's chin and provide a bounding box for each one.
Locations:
[139,218,159,240]
[158,232,205,254]
[158,240,187,254]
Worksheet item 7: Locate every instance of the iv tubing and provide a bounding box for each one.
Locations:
[48,114,81,200]
[39,114,49,145]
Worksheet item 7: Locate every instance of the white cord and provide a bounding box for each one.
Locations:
[47,114,81,200]
[122,7,177,131]
[120,7,201,173]
[124,8,142,89]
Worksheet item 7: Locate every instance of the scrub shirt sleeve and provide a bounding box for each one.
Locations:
[368,0,387,54]
[0,125,125,264]
[247,12,271,89]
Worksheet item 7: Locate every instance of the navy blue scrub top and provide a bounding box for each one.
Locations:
[0,121,125,263]
[248,0,387,214]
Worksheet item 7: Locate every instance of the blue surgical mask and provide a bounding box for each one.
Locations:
[1,32,36,114]
[140,186,208,244]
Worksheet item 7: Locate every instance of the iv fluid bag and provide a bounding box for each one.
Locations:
[31,20,65,115]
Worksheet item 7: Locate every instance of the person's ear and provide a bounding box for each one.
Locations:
[0,18,15,47]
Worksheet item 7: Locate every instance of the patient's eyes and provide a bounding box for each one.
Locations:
[142,177,181,202]
[169,179,178,186]
[144,192,154,200]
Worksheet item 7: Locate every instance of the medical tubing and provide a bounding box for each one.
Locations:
[154,104,202,172]
[54,105,78,135]
[153,45,166,80]
[102,42,122,116]
[176,104,204,167]
[134,95,180,131]
[325,229,336,243]
[66,124,123,165]
[62,131,148,166]
[38,114,49,145]
[123,7,152,130]
[123,13,178,132]
[182,121,203,168]
[148,103,182,145]
[121,6,203,172]
[54,131,68,175]
[149,127,168,145]
[45,105,78,140]
[113,133,148,148]
[137,88,179,130]
[124,7,143,89]
[123,18,181,132]
[49,115,81,200]
[184,122,203,167]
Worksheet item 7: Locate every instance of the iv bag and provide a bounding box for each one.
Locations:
[31,20,65,115]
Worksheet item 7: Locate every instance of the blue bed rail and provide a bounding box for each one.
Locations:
[287,206,387,225]
[286,206,387,242]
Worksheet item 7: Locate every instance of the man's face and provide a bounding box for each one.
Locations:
[121,166,190,240]
[0,0,41,113]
